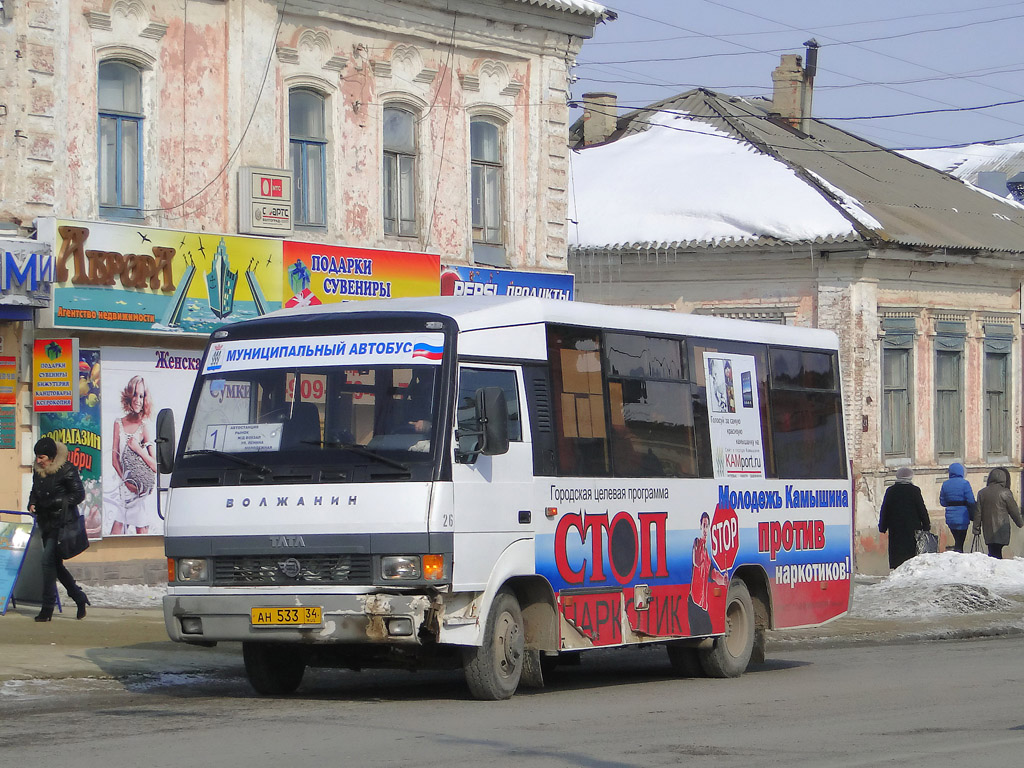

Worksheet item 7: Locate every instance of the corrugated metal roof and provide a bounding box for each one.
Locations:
[514,0,607,17]
[576,89,1024,254]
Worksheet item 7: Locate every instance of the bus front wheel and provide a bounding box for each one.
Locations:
[699,579,755,678]
[242,642,306,695]
[463,590,524,700]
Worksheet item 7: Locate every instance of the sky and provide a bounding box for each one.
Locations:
[569,0,1024,150]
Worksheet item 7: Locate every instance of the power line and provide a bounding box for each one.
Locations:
[144,0,289,215]
[590,0,1024,45]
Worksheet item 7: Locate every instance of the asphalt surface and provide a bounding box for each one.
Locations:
[1,600,1022,684]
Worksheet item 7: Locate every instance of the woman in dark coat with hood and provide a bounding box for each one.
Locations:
[27,437,90,621]
[878,466,931,570]
[973,467,1023,559]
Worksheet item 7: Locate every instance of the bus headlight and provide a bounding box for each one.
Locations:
[381,555,420,580]
[176,558,210,582]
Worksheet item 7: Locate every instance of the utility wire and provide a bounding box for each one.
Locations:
[142,0,288,215]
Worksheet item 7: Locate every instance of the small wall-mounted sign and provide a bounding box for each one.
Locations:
[238,167,294,237]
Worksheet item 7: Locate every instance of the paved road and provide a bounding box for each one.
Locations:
[2,634,1022,767]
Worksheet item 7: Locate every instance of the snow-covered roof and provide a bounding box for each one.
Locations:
[569,111,874,248]
[514,0,607,17]
[902,142,1024,180]
[569,89,1024,254]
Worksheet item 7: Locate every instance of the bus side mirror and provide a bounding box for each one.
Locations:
[155,408,176,474]
[476,386,509,456]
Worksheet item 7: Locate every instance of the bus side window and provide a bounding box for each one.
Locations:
[605,333,696,478]
[547,326,610,477]
[768,348,846,479]
[456,367,521,462]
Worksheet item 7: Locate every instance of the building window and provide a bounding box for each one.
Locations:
[934,321,966,460]
[470,118,503,246]
[881,318,915,459]
[98,61,144,216]
[383,106,417,236]
[984,324,1013,458]
[289,89,327,227]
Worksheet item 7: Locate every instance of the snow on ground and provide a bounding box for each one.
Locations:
[79,582,167,609]
[81,552,1024,621]
[850,552,1024,620]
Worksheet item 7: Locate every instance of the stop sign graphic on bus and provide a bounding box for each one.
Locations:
[710,503,739,571]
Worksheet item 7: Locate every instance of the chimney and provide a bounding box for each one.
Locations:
[771,40,818,134]
[581,92,617,146]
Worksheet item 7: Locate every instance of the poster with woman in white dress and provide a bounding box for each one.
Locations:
[100,347,201,536]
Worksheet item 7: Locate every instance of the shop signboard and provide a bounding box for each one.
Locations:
[0,239,52,307]
[39,219,283,335]
[39,348,103,537]
[282,241,439,307]
[32,337,78,413]
[440,266,574,300]
[0,355,16,406]
[38,218,442,335]
[0,408,15,449]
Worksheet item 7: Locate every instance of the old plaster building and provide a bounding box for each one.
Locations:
[0,0,605,582]
[568,55,1024,573]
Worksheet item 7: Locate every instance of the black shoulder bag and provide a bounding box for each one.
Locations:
[57,500,90,560]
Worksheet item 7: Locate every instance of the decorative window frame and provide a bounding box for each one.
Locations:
[379,91,428,240]
[95,46,157,220]
[467,105,513,266]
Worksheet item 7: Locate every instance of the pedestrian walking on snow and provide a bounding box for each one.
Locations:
[27,437,90,621]
[973,467,1022,559]
[878,466,931,570]
[939,462,976,553]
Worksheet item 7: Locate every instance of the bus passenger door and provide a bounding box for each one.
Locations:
[450,365,534,589]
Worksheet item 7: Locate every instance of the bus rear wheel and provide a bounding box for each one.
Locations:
[242,642,306,695]
[463,590,524,700]
[699,579,755,678]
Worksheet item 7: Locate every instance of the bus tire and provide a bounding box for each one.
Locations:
[463,590,524,700]
[242,642,306,695]
[699,579,755,678]
[666,642,705,677]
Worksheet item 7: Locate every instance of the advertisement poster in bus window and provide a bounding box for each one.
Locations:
[282,241,439,306]
[39,349,103,539]
[99,347,201,536]
[703,352,765,479]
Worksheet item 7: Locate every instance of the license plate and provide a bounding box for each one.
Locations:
[250,606,323,627]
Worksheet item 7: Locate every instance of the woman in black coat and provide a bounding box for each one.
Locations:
[27,437,90,621]
[878,466,931,570]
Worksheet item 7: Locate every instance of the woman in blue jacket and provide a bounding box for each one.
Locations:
[939,462,975,553]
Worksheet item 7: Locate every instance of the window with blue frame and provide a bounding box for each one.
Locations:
[470,118,503,246]
[98,61,144,216]
[383,105,417,236]
[289,89,327,227]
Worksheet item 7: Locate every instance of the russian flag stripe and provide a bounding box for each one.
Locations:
[413,343,443,360]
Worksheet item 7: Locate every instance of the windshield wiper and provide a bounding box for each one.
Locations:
[182,449,273,476]
[318,441,410,472]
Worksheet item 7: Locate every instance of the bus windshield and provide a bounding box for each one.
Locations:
[182,363,441,463]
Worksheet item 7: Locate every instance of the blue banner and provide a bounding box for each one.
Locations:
[441,266,574,300]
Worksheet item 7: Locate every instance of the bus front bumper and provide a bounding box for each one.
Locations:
[163,592,435,645]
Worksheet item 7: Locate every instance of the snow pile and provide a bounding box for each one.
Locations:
[568,110,867,248]
[81,582,167,609]
[851,552,1024,619]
